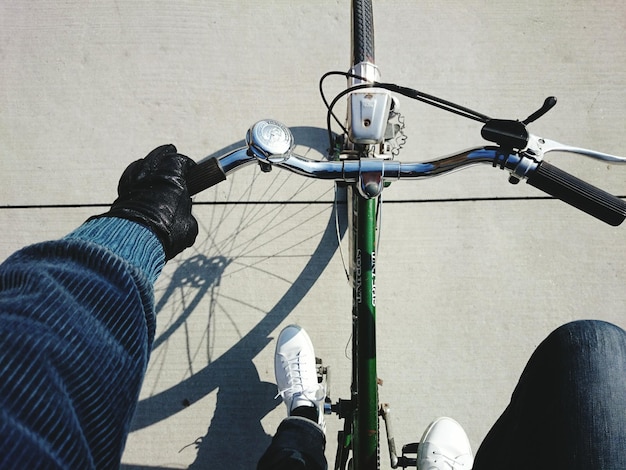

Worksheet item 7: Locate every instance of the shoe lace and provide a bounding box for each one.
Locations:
[428,450,472,470]
[275,353,321,401]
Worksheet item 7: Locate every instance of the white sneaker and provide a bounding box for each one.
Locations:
[417,417,473,470]
[274,325,325,429]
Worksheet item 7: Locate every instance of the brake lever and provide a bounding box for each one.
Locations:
[525,134,626,164]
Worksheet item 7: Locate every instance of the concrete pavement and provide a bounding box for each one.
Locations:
[1,1,625,468]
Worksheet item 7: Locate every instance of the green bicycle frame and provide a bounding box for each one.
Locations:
[347,185,379,469]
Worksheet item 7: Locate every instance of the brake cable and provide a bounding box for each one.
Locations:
[319,71,558,153]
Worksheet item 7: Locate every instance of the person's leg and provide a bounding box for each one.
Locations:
[257,416,326,470]
[474,320,626,470]
[257,325,327,470]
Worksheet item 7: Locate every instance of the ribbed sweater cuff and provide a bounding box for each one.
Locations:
[64,218,165,284]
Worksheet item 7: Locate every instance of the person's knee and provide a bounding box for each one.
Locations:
[545,320,626,364]
[551,319,625,342]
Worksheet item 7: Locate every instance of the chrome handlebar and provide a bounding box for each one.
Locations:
[188,119,626,226]
[212,120,525,198]
[216,145,516,197]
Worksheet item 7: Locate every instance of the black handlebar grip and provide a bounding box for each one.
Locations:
[187,158,227,196]
[527,161,626,226]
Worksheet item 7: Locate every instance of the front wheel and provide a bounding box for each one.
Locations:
[351,0,375,65]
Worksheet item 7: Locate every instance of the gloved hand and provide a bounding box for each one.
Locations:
[92,144,198,260]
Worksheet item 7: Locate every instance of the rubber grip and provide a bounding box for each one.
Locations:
[527,161,626,226]
[187,157,227,195]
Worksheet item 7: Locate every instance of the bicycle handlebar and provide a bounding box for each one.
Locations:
[187,146,504,192]
[187,120,626,227]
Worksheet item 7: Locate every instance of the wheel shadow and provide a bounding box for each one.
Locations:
[124,127,346,469]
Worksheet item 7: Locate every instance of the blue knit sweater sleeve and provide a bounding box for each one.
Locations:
[0,217,165,469]
[64,217,166,284]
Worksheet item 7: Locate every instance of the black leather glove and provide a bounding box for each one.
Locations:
[92,144,198,260]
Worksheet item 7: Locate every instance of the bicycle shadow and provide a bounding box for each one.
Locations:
[123,127,345,469]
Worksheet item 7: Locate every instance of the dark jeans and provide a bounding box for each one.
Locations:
[474,320,626,469]
[259,320,626,470]
[257,417,326,470]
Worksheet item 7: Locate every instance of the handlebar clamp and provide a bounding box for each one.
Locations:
[508,154,540,185]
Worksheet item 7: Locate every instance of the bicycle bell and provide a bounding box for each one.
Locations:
[246,119,294,164]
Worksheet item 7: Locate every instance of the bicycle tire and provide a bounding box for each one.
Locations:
[351,0,375,65]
